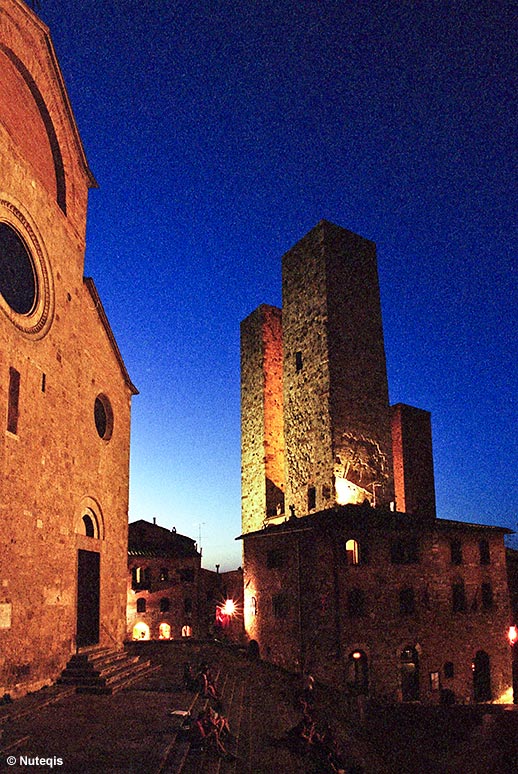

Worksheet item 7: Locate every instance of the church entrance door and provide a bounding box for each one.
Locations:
[76,549,100,648]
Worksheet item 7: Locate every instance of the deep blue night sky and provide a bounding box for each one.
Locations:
[37,0,517,570]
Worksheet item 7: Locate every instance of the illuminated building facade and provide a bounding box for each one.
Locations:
[127,519,244,642]
[0,0,136,697]
[127,520,202,641]
[240,220,512,702]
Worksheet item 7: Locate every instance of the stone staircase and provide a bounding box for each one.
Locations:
[58,645,160,694]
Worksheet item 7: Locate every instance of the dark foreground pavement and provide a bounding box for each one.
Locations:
[1,642,517,773]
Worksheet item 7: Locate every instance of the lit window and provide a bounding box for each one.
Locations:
[159,623,171,639]
[182,624,192,637]
[132,622,149,640]
[346,539,360,565]
[250,596,257,616]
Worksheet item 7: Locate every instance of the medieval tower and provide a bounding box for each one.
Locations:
[241,219,431,535]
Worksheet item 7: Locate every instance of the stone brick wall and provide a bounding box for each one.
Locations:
[241,304,284,533]
[392,403,436,520]
[0,0,133,697]
[242,510,512,703]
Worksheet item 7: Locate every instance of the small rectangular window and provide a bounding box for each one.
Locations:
[307,486,316,511]
[347,588,365,617]
[41,373,46,393]
[272,593,288,619]
[450,539,462,565]
[266,549,284,569]
[7,367,20,434]
[481,582,493,610]
[479,539,490,565]
[295,351,303,372]
[452,582,467,612]
[399,587,415,615]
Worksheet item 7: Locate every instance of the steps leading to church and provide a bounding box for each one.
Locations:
[58,646,160,694]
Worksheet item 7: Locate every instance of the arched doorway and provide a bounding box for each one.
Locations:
[400,646,420,701]
[132,622,150,640]
[159,623,171,639]
[473,650,492,702]
[346,650,369,695]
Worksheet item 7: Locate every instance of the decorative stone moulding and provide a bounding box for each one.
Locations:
[0,196,55,338]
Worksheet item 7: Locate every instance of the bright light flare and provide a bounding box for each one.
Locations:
[508,625,518,646]
[222,599,236,616]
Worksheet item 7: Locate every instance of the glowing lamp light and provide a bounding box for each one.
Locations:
[352,651,362,660]
[508,625,518,646]
[222,599,236,616]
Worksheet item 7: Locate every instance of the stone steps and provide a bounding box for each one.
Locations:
[57,646,160,695]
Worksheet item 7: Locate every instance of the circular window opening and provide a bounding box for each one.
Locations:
[0,222,37,314]
[94,394,113,440]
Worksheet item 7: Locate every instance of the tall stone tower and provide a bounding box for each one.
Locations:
[240,305,284,534]
[241,220,396,533]
[282,220,394,517]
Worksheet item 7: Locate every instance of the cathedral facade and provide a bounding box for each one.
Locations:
[0,0,136,696]
[240,220,512,703]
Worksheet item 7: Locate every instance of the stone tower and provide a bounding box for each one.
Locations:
[282,220,394,517]
[240,305,284,534]
[241,220,396,533]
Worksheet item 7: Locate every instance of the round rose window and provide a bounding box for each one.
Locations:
[0,222,37,314]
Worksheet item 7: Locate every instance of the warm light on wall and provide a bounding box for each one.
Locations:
[508,625,518,646]
[132,622,150,640]
[335,476,371,506]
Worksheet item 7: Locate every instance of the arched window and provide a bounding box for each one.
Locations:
[345,539,360,565]
[159,623,171,639]
[136,598,146,613]
[182,625,192,637]
[132,622,149,640]
[82,513,95,537]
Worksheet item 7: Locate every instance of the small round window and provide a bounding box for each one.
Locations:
[94,394,113,440]
[0,222,37,314]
